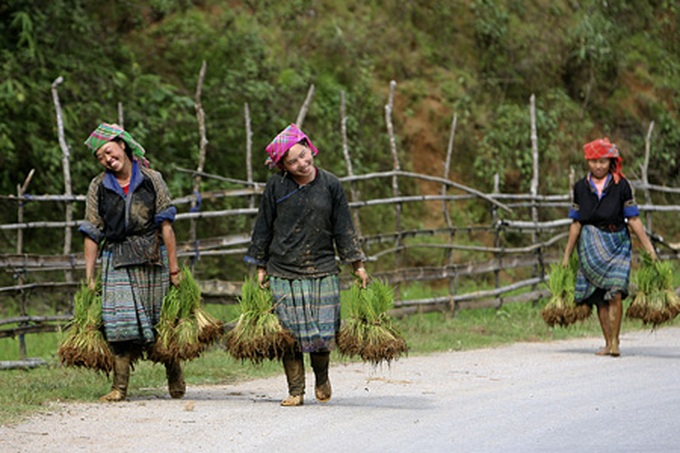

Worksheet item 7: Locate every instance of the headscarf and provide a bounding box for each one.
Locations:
[85,123,149,167]
[583,137,624,183]
[265,123,319,169]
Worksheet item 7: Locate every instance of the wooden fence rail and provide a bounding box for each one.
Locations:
[2,78,680,363]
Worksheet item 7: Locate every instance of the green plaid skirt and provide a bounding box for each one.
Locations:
[100,247,170,344]
[270,275,340,353]
[575,225,631,303]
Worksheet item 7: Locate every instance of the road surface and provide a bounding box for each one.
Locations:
[2,328,680,452]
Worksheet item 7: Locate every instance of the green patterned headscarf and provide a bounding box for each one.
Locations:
[84,123,149,166]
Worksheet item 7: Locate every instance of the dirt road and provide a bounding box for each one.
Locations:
[3,328,680,452]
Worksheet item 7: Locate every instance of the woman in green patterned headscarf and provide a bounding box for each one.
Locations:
[80,123,185,402]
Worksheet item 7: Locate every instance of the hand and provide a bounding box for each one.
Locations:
[257,267,269,289]
[354,267,369,289]
[170,269,182,288]
[87,277,96,292]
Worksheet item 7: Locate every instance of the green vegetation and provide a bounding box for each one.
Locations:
[1,1,680,256]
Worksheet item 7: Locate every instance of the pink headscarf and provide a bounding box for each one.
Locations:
[265,124,319,169]
[583,137,624,183]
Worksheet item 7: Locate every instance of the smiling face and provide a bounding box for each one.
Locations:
[95,140,131,174]
[587,157,611,180]
[283,142,315,184]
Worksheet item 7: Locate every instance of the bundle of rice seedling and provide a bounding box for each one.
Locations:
[58,281,113,374]
[223,278,295,363]
[148,267,223,363]
[541,256,591,327]
[337,279,408,366]
[626,254,680,328]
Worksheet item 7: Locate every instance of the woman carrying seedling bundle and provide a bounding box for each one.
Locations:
[562,137,657,357]
[245,124,369,406]
[80,123,185,401]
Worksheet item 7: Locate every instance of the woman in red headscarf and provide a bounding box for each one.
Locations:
[245,124,369,406]
[562,138,657,356]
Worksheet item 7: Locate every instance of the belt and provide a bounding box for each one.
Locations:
[597,224,624,233]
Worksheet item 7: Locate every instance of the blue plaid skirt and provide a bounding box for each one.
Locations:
[100,247,170,344]
[575,225,631,303]
[270,275,340,353]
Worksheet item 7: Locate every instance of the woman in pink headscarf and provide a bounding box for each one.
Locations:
[245,124,368,406]
[562,137,657,357]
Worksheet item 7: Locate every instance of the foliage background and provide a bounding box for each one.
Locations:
[1,0,679,254]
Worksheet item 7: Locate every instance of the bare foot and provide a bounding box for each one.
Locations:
[595,346,611,356]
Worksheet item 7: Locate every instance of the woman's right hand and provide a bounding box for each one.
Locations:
[257,267,269,289]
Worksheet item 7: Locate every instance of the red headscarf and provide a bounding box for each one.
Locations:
[583,137,624,183]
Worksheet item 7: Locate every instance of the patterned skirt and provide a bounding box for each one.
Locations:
[270,275,341,353]
[575,225,631,303]
[100,247,170,344]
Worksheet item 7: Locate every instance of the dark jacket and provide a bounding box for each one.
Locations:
[245,168,365,279]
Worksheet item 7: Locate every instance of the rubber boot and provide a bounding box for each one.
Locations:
[100,351,131,402]
[166,360,186,399]
[595,302,612,356]
[281,350,305,406]
[608,294,623,357]
[310,351,331,403]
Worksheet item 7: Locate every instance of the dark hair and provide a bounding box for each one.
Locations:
[112,137,133,161]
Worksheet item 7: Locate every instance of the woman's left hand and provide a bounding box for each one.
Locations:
[354,267,369,288]
[170,270,182,288]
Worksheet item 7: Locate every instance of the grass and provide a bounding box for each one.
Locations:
[1,285,679,426]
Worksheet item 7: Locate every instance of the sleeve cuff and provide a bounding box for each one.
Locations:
[155,206,177,226]
[244,255,267,267]
[568,208,580,221]
[624,205,640,218]
[79,222,105,243]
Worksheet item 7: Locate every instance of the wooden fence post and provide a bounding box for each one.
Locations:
[641,121,655,233]
[385,80,402,300]
[51,76,74,284]
[118,102,125,129]
[492,172,503,307]
[296,84,315,129]
[190,61,209,269]
[15,170,35,359]
[529,94,544,299]
[245,102,255,211]
[441,113,458,313]
[340,91,363,238]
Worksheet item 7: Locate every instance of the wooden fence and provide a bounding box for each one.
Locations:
[2,73,680,362]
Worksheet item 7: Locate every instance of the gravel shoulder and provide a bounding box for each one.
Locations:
[3,328,680,453]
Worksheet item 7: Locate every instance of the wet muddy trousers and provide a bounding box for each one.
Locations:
[101,345,185,401]
[165,360,186,399]
[282,350,330,398]
[100,352,131,402]
[283,350,306,396]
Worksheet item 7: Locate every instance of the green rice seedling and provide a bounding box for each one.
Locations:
[224,278,295,363]
[627,253,680,327]
[57,280,113,374]
[148,267,223,363]
[338,278,408,366]
[541,255,591,327]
